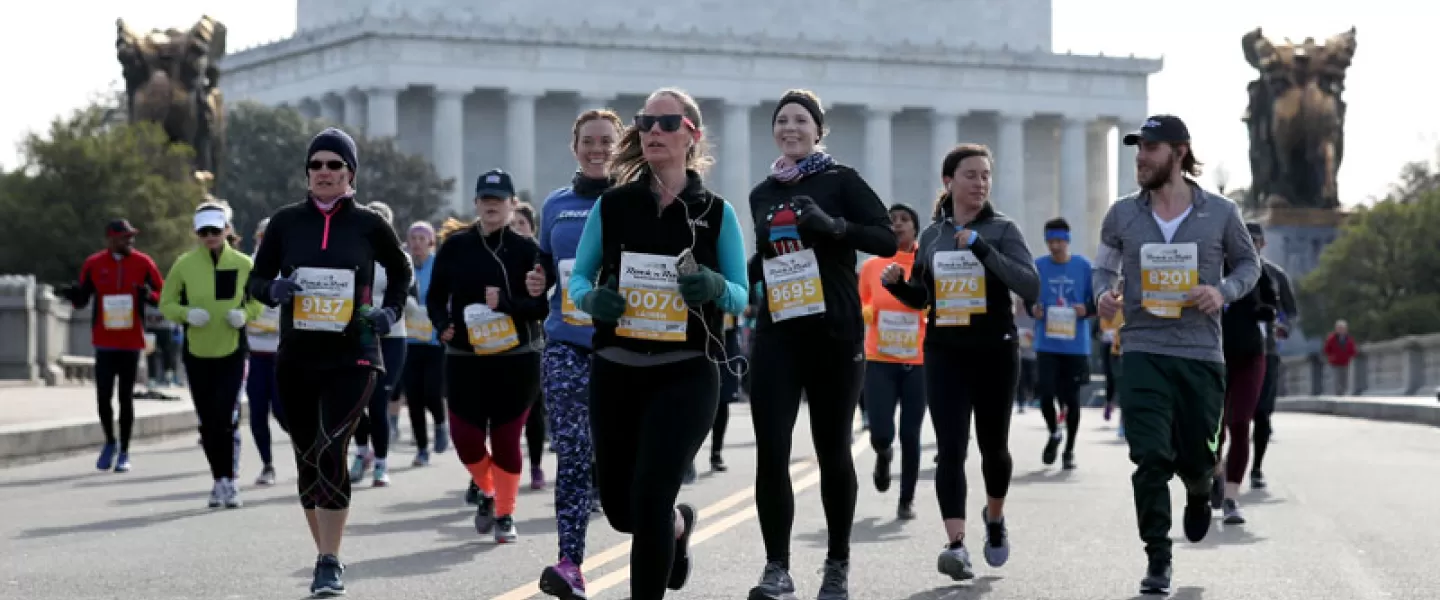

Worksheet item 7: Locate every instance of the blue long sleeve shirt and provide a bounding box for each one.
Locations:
[538,187,601,349]
[1032,254,1094,355]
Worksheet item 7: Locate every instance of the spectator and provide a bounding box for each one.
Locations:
[1322,320,1357,395]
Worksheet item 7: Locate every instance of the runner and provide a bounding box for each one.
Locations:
[429,168,548,544]
[348,201,411,488]
[1093,115,1260,595]
[1030,217,1095,470]
[857,202,928,521]
[160,202,263,508]
[60,219,165,474]
[1250,225,1298,489]
[709,313,742,473]
[245,218,286,486]
[511,202,550,490]
[748,89,897,600]
[246,127,412,598]
[882,143,1039,582]
[1012,296,1036,414]
[526,107,622,599]
[567,87,749,600]
[402,220,447,467]
[1211,222,1280,524]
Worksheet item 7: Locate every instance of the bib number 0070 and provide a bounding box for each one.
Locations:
[625,289,685,312]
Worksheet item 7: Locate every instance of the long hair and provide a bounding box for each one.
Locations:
[438,217,469,243]
[931,143,993,221]
[608,87,714,184]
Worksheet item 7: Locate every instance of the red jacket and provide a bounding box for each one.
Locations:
[71,249,164,350]
[1323,332,1358,366]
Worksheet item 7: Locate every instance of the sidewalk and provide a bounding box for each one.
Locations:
[0,384,201,466]
[1277,393,1440,427]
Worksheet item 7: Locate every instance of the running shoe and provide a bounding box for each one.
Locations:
[348,452,371,481]
[897,502,916,521]
[1042,434,1061,465]
[815,559,849,600]
[1183,492,1211,542]
[981,507,1010,567]
[113,453,131,473]
[1061,452,1076,470]
[873,447,893,493]
[710,453,728,472]
[937,543,975,581]
[433,423,450,453]
[310,554,346,597]
[464,480,480,506]
[668,503,696,590]
[747,561,798,600]
[474,494,496,534]
[255,465,276,486]
[531,465,546,490]
[494,515,518,543]
[412,450,430,467]
[372,464,390,487]
[96,442,117,471]
[223,478,244,508]
[1222,498,1246,524]
[539,557,588,599]
[207,480,224,508]
[1250,470,1267,490]
[1140,561,1172,595]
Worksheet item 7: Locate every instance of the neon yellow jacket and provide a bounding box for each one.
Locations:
[160,245,264,358]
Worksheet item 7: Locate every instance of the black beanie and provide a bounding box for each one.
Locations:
[771,91,825,142]
[306,127,359,174]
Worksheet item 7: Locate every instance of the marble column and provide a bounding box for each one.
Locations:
[1116,119,1141,199]
[995,113,1027,225]
[506,90,541,200]
[930,109,961,189]
[1086,122,1113,253]
[433,87,468,214]
[723,99,757,249]
[1059,117,1090,254]
[365,86,401,139]
[864,106,899,203]
[319,94,343,124]
[342,90,364,130]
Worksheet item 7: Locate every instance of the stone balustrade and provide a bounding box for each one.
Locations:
[1280,332,1440,397]
[0,275,99,385]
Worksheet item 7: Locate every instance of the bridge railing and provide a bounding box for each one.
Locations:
[1279,332,1440,396]
[0,275,99,385]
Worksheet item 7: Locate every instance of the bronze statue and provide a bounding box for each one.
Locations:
[1242,27,1356,210]
[116,15,228,182]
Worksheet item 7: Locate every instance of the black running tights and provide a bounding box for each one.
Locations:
[1037,352,1089,454]
[95,349,139,452]
[402,343,446,450]
[927,342,1018,520]
[749,333,864,564]
[185,350,245,480]
[278,362,376,510]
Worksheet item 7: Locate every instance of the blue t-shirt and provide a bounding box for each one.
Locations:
[407,253,439,345]
[539,186,601,349]
[1032,254,1094,355]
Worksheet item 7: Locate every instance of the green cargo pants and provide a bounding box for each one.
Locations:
[1119,351,1225,563]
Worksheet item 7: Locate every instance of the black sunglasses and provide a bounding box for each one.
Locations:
[634,114,688,133]
[307,160,347,171]
[197,227,224,237]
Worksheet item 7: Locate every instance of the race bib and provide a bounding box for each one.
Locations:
[763,249,825,322]
[876,310,920,359]
[463,303,519,355]
[101,294,134,330]
[1044,305,1077,340]
[616,252,687,342]
[247,305,281,336]
[932,251,986,326]
[558,259,592,326]
[1140,243,1198,318]
[1019,328,1035,350]
[724,314,736,330]
[291,267,356,332]
[405,305,433,342]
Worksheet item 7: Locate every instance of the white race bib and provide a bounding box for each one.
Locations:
[247,305,281,336]
[932,251,986,326]
[291,267,356,332]
[101,294,135,331]
[463,303,519,355]
[405,304,434,342]
[876,310,921,359]
[763,249,826,322]
[1044,305,1077,340]
[1140,243,1198,319]
[616,252,687,342]
[558,259,592,326]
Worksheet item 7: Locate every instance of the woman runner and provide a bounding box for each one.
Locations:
[246,127,412,597]
[402,221,448,465]
[348,201,411,487]
[510,202,550,490]
[568,87,749,600]
[881,143,1039,582]
[246,217,287,486]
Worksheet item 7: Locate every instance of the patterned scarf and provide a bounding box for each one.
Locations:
[770,152,835,183]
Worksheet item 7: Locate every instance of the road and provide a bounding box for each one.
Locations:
[1,404,1435,600]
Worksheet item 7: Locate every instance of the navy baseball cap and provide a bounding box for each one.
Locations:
[105,219,138,237]
[475,169,515,199]
[1122,115,1191,146]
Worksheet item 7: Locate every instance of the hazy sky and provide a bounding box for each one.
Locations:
[0,1,1424,206]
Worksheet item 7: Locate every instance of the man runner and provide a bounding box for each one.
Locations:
[1248,222,1298,489]
[1093,115,1260,595]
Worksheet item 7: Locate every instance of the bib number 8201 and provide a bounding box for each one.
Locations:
[769,280,817,303]
[300,297,347,315]
[1147,269,1193,287]
[625,290,685,312]
[938,277,979,293]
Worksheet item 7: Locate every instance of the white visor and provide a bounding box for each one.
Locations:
[194,210,227,232]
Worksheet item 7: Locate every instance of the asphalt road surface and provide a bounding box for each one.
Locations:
[1,404,1434,600]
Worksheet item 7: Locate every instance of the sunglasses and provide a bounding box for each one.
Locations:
[634,114,693,133]
[197,227,224,237]
[307,160,347,171]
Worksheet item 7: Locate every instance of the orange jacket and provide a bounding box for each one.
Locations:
[859,244,925,365]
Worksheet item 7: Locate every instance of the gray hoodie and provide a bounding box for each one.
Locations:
[1092,183,1260,364]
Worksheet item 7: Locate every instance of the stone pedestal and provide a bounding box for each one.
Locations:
[1257,206,1348,355]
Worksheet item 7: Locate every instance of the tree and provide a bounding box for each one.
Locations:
[1298,190,1440,340]
[0,105,204,285]
[216,102,453,243]
[1387,159,1440,205]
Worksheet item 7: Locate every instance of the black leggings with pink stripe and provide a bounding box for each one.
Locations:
[277,362,376,510]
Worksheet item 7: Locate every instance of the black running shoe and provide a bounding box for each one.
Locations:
[872,447,893,493]
[1183,493,1211,542]
[1139,560,1172,595]
[667,504,696,590]
[1042,435,1061,465]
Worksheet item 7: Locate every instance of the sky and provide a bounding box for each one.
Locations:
[0,0,1427,207]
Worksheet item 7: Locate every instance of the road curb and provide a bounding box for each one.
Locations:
[0,403,251,468]
[1276,395,1440,428]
